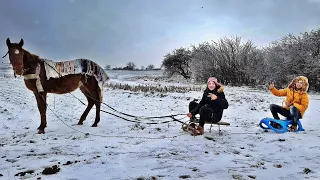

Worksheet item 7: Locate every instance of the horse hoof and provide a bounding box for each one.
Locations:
[91,124,98,127]
[37,125,47,130]
[38,130,45,134]
[77,122,83,125]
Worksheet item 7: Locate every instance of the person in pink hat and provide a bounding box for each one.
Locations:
[187,77,229,135]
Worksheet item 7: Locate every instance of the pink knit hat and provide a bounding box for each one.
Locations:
[207,77,218,84]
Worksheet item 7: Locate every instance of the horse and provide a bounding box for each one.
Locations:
[4,38,109,134]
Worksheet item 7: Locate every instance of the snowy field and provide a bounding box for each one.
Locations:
[0,70,320,180]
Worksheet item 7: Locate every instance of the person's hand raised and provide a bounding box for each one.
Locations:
[208,93,218,100]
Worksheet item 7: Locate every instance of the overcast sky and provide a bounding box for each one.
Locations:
[1,0,319,68]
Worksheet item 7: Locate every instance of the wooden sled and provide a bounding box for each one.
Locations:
[182,119,230,136]
[206,121,230,135]
[181,122,196,135]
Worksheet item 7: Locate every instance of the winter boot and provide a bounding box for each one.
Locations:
[192,126,204,136]
[288,125,298,132]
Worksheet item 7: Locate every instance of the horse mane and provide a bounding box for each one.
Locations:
[23,49,42,63]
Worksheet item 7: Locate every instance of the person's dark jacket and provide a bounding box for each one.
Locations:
[190,84,229,117]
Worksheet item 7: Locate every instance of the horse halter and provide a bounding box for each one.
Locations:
[2,51,9,58]
[5,48,26,75]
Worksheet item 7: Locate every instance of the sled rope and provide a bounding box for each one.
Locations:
[44,61,186,122]
[42,62,259,132]
[40,96,183,139]
[41,96,262,138]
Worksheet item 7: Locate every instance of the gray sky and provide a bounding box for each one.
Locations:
[1,0,319,68]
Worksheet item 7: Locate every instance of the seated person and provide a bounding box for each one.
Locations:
[187,77,229,135]
[269,76,309,131]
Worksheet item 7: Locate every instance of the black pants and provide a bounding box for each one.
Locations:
[269,104,302,126]
[189,101,222,127]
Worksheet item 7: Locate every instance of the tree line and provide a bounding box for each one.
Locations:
[161,28,320,91]
[105,62,158,71]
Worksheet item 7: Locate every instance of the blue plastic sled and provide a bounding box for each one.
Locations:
[259,117,304,133]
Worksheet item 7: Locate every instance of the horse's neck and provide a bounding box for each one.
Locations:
[23,51,41,75]
[27,61,40,71]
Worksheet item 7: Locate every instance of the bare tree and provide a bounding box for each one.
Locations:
[161,28,320,91]
[104,65,111,70]
[126,62,136,70]
[267,29,320,90]
[146,64,155,70]
[190,36,263,85]
[161,47,192,79]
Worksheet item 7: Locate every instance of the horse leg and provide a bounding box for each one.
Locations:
[80,75,102,127]
[34,92,47,134]
[78,86,94,125]
[92,86,102,127]
[92,101,101,127]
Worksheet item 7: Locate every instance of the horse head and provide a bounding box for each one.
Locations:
[5,38,25,75]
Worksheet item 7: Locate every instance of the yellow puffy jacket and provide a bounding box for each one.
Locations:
[270,76,309,117]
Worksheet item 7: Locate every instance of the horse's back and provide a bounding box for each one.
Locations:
[42,58,109,84]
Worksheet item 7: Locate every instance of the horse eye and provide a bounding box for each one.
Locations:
[14,49,20,54]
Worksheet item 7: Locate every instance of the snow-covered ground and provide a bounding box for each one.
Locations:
[0,70,319,180]
[106,70,199,88]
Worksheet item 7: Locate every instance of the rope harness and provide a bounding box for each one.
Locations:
[40,61,187,125]
[23,63,44,92]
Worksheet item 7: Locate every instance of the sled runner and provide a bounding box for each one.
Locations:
[259,117,304,133]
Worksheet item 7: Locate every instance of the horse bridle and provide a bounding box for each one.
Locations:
[2,50,9,58]
[2,49,27,75]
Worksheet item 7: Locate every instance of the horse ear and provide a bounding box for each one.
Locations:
[19,38,24,47]
[6,38,11,47]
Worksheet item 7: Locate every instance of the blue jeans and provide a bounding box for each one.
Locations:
[270,104,302,126]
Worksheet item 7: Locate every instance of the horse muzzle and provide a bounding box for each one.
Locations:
[13,64,25,75]
[14,68,25,75]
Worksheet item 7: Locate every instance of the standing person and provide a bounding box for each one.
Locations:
[187,77,229,136]
[269,76,309,131]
